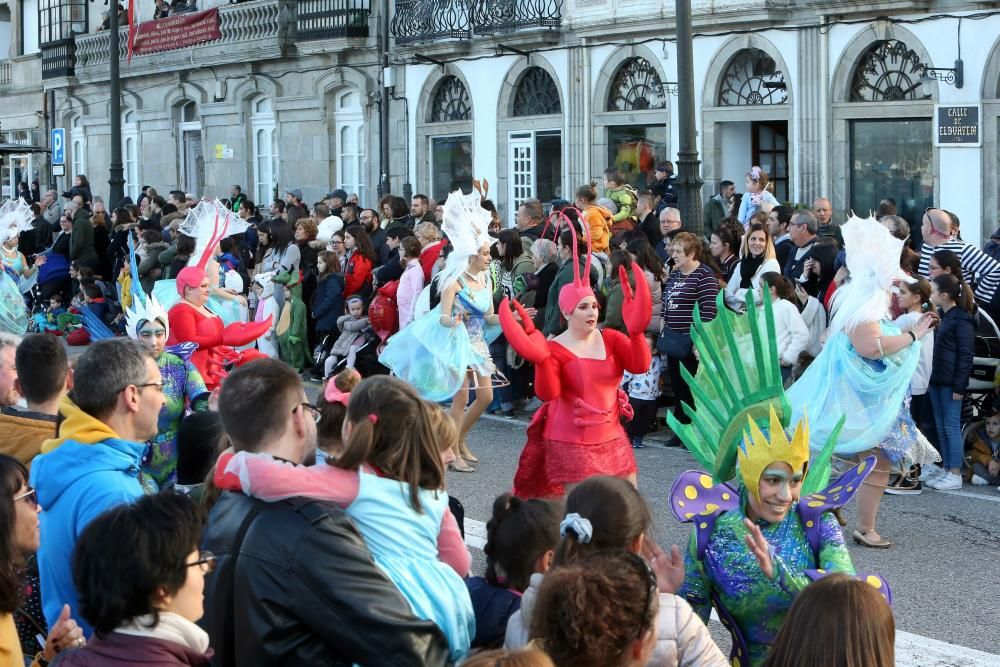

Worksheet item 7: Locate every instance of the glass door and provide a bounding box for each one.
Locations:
[509,132,534,223]
[508,129,562,225]
[752,121,788,202]
[182,130,204,196]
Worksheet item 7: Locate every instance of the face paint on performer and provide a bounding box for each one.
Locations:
[137,320,168,357]
[747,462,803,524]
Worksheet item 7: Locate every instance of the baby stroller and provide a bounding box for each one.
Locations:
[326,326,389,379]
[33,253,71,303]
[966,309,1000,415]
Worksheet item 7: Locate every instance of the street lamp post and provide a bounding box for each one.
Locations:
[108,5,125,207]
[674,0,703,235]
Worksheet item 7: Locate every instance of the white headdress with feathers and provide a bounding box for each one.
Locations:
[828,213,913,336]
[125,295,170,340]
[179,199,253,270]
[0,200,35,245]
[438,182,494,292]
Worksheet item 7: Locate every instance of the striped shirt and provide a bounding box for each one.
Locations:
[919,239,1000,304]
[661,264,719,333]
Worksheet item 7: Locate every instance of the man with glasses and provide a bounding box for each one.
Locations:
[361,206,390,264]
[201,359,450,665]
[655,207,683,264]
[29,338,164,637]
[920,207,1000,320]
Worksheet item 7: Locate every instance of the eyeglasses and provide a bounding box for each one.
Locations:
[329,241,345,246]
[624,551,658,640]
[293,402,322,424]
[116,380,165,394]
[187,551,216,574]
[14,487,37,510]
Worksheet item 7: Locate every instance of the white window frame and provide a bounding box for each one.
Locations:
[70,115,85,181]
[123,110,139,202]
[177,102,202,196]
[251,97,278,205]
[334,90,365,204]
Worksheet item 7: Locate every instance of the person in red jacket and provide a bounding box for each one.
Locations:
[342,225,376,299]
[415,221,447,283]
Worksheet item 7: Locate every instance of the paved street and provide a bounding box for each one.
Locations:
[449,413,1000,666]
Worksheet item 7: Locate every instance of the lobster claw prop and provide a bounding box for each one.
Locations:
[498,297,551,366]
[620,261,652,336]
[221,316,273,348]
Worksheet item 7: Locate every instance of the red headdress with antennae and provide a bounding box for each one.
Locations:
[555,207,594,315]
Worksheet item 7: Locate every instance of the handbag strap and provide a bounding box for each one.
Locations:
[223,500,266,667]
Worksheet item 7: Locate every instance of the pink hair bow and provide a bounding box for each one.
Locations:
[325,383,350,406]
[750,166,762,180]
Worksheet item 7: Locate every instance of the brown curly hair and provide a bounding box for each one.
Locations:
[530,550,658,667]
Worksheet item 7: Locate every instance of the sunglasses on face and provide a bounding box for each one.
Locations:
[14,487,37,510]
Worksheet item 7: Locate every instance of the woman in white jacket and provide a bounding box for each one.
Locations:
[724,222,780,312]
[759,272,809,385]
[504,476,727,667]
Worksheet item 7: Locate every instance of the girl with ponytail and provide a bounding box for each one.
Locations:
[505,476,728,666]
[894,278,937,469]
[214,375,475,661]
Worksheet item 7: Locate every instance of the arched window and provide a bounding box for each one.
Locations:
[607,57,665,112]
[122,110,139,202]
[181,100,199,123]
[335,90,366,204]
[718,49,787,106]
[850,40,926,102]
[70,114,85,181]
[429,76,472,122]
[512,67,561,117]
[250,96,278,205]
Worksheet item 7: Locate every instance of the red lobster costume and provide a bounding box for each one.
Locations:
[499,211,652,497]
[167,202,271,390]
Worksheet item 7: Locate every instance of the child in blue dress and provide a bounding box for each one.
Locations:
[216,375,475,661]
[737,166,779,228]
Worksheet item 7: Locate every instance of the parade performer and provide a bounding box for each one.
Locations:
[0,200,35,335]
[379,182,505,471]
[498,212,652,497]
[787,214,939,548]
[122,235,210,487]
[166,200,271,390]
[667,291,891,667]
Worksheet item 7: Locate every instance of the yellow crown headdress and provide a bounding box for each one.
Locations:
[738,406,810,503]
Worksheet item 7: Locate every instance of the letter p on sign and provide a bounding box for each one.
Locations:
[51,128,65,166]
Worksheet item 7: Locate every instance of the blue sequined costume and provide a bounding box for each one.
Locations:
[379,277,500,402]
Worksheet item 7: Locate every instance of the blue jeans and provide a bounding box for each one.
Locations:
[929,384,963,470]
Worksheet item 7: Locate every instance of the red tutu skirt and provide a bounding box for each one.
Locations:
[512,402,638,499]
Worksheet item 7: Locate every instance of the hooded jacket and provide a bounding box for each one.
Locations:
[929,305,976,394]
[29,397,152,637]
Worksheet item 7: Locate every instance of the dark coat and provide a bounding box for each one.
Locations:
[929,306,976,394]
[311,273,345,333]
[200,491,450,667]
[781,238,838,298]
[52,631,212,667]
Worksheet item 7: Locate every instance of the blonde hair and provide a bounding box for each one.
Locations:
[414,221,442,242]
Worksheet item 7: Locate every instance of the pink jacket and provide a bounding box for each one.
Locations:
[397,261,425,329]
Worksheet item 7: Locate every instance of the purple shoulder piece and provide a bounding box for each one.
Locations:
[165,341,199,362]
[804,569,892,606]
[798,455,877,557]
[669,470,739,558]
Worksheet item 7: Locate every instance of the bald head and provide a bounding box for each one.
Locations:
[922,208,954,247]
[813,198,832,226]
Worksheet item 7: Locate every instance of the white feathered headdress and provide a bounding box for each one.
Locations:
[0,199,35,245]
[438,180,494,291]
[179,199,253,271]
[125,295,170,340]
[828,213,913,336]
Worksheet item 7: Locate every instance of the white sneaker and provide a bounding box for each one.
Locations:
[971,474,989,486]
[918,465,944,482]
[927,472,962,490]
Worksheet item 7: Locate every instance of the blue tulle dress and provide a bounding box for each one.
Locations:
[349,471,475,661]
[379,277,501,402]
[0,269,27,335]
[787,321,935,465]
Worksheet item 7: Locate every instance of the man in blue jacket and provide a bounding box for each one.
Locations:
[30,338,164,637]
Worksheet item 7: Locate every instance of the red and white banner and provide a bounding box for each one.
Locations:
[129,8,221,59]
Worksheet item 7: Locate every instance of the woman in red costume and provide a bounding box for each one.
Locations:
[499,215,652,497]
[166,201,272,390]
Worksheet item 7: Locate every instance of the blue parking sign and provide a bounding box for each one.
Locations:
[51,128,65,166]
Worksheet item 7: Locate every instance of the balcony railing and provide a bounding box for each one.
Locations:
[69,0,294,76]
[40,39,76,80]
[297,0,370,41]
[391,0,560,45]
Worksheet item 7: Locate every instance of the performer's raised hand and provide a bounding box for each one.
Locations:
[644,538,685,594]
[743,518,774,580]
[498,297,550,365]
[620,261,652,336]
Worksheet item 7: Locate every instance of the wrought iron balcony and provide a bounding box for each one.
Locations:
[390,0,561,45]
[40,39,76,80]
[297,0,370,41]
